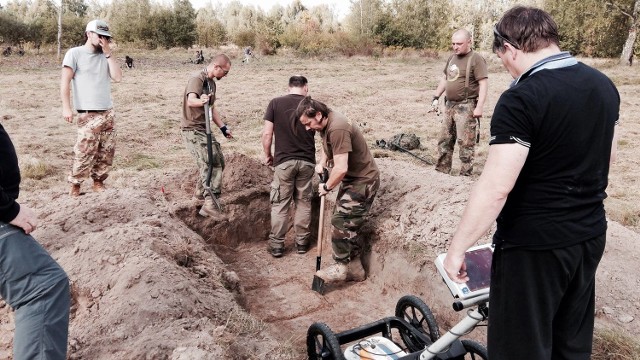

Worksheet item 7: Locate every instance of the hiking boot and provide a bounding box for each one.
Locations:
[198,196,219,217]
[296,243,309,254]
[70,184,81,197]
[193,190,205,201]
[92,180,106,192]
[315,263,348,283]
[346,258,366,282]
[269,247,284,258]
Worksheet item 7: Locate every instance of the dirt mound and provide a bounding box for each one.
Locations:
[1,152,638,359]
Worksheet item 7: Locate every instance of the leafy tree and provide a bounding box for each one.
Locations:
[171,0,196,48]
[195,5,227,47]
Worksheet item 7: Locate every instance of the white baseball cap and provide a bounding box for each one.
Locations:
[86,19,112,38]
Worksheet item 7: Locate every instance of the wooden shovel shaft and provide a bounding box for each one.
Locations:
[315,195,325,271]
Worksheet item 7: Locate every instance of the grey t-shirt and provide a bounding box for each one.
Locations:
[62,46,113,110]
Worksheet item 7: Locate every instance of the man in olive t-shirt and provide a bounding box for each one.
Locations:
[181,54,233,217]
[431,29,488,176]
[295,96,380,284]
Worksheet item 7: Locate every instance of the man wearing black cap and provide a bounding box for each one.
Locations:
[61,19,123,197]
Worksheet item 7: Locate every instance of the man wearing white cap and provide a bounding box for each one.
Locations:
[61,19,122,197]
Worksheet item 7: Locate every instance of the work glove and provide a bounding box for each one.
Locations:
[431,98,439,111]
[220,125,233,138]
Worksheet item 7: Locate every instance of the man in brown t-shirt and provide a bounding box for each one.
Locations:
[261,76,315,257]
[181,54,233,216]
[295,96,380,284]
[431,29,488,176]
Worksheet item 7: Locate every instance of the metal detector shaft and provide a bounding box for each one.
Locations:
[395,144,433,165]
[203,100,223,211]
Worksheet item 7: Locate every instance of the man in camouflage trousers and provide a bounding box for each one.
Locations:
[181,54,233,216]
[61,19,122,196]
[296,96,380,284]
[431,29,488,176]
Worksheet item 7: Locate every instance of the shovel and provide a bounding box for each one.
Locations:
[312,169,329,294]
[202,83,223,212]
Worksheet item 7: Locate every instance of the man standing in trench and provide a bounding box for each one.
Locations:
[61,19,122,196]
[431,29,488,176]
[181,54,233,216]
[262,76,315,257]
[443,6,619,359]
[296,96,380,283]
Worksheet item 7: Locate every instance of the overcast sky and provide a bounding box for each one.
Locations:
[191,0,350,19]
[0,0,351,20]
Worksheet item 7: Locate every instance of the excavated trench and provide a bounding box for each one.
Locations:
[173,154,486,357]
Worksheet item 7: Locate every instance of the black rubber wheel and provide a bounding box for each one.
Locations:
[307,322,345,360]
[458,339,488,360]
[394,295,440,352]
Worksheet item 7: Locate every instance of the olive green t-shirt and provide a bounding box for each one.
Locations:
[443,50,488,102]
[322,111,379,184]
[181,70,216,131]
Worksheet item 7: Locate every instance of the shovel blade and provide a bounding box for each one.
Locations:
[311,275,325,295]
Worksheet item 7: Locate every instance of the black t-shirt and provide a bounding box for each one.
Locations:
[0,123,21,223]
[490,62,619,249]
[264,94,315,166]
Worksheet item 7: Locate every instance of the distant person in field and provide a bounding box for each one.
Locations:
[431,29,488,176]
[194,50,204,64]
[295,96,380,284]
[443,6,619,359]
[125,55,134,69]
[61,19,122,197]
[181,54,233,216]
[243,46,253,63]
[262,75,315,258]
[1,123,70,360]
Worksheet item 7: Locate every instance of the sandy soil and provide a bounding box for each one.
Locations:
[0,48,638,359]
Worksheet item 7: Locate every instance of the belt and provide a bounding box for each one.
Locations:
[77,110,107,113]
[446,98,478,105]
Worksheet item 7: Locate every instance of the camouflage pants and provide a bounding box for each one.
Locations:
[181,129,225,196]
[268,160,315,250]
[331,176,380,262]
[68,109,116,184]
[435,102,477,176]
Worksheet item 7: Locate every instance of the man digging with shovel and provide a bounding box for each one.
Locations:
[181,54,233,216]
[296,96,380,290]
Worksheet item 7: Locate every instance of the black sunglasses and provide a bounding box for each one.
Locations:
[493,25,520,50]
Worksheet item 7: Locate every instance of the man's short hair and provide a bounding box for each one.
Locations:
[493,6,559,53]
[289,75,308,88]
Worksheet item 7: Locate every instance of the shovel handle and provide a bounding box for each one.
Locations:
[316,195,325,270]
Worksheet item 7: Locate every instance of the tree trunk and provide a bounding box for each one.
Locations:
[620,28,637,65]
[57,0,63,60]
[619,0,640,66]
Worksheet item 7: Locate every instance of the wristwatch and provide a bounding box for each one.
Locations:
[323,184,330,192]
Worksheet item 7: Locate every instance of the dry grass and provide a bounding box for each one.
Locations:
[593,327,640,360]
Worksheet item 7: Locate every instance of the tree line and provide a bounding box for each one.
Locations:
[0,0,638,63]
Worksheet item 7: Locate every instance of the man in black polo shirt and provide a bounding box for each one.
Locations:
[0,123,70,359]
[261,76,315,257]
[442,6,619,359]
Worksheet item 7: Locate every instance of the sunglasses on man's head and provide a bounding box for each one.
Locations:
[493,25,520,50]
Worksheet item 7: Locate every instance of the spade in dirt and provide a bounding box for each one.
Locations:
[311,168,329,294]
[202,81,223,211]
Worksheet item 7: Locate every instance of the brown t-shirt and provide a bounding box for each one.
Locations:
[443,50,488,102]
[181,70,216,131]
[322,111,379,184]
[264,94,315,166]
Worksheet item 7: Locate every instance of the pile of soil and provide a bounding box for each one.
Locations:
[1,153,637,359]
